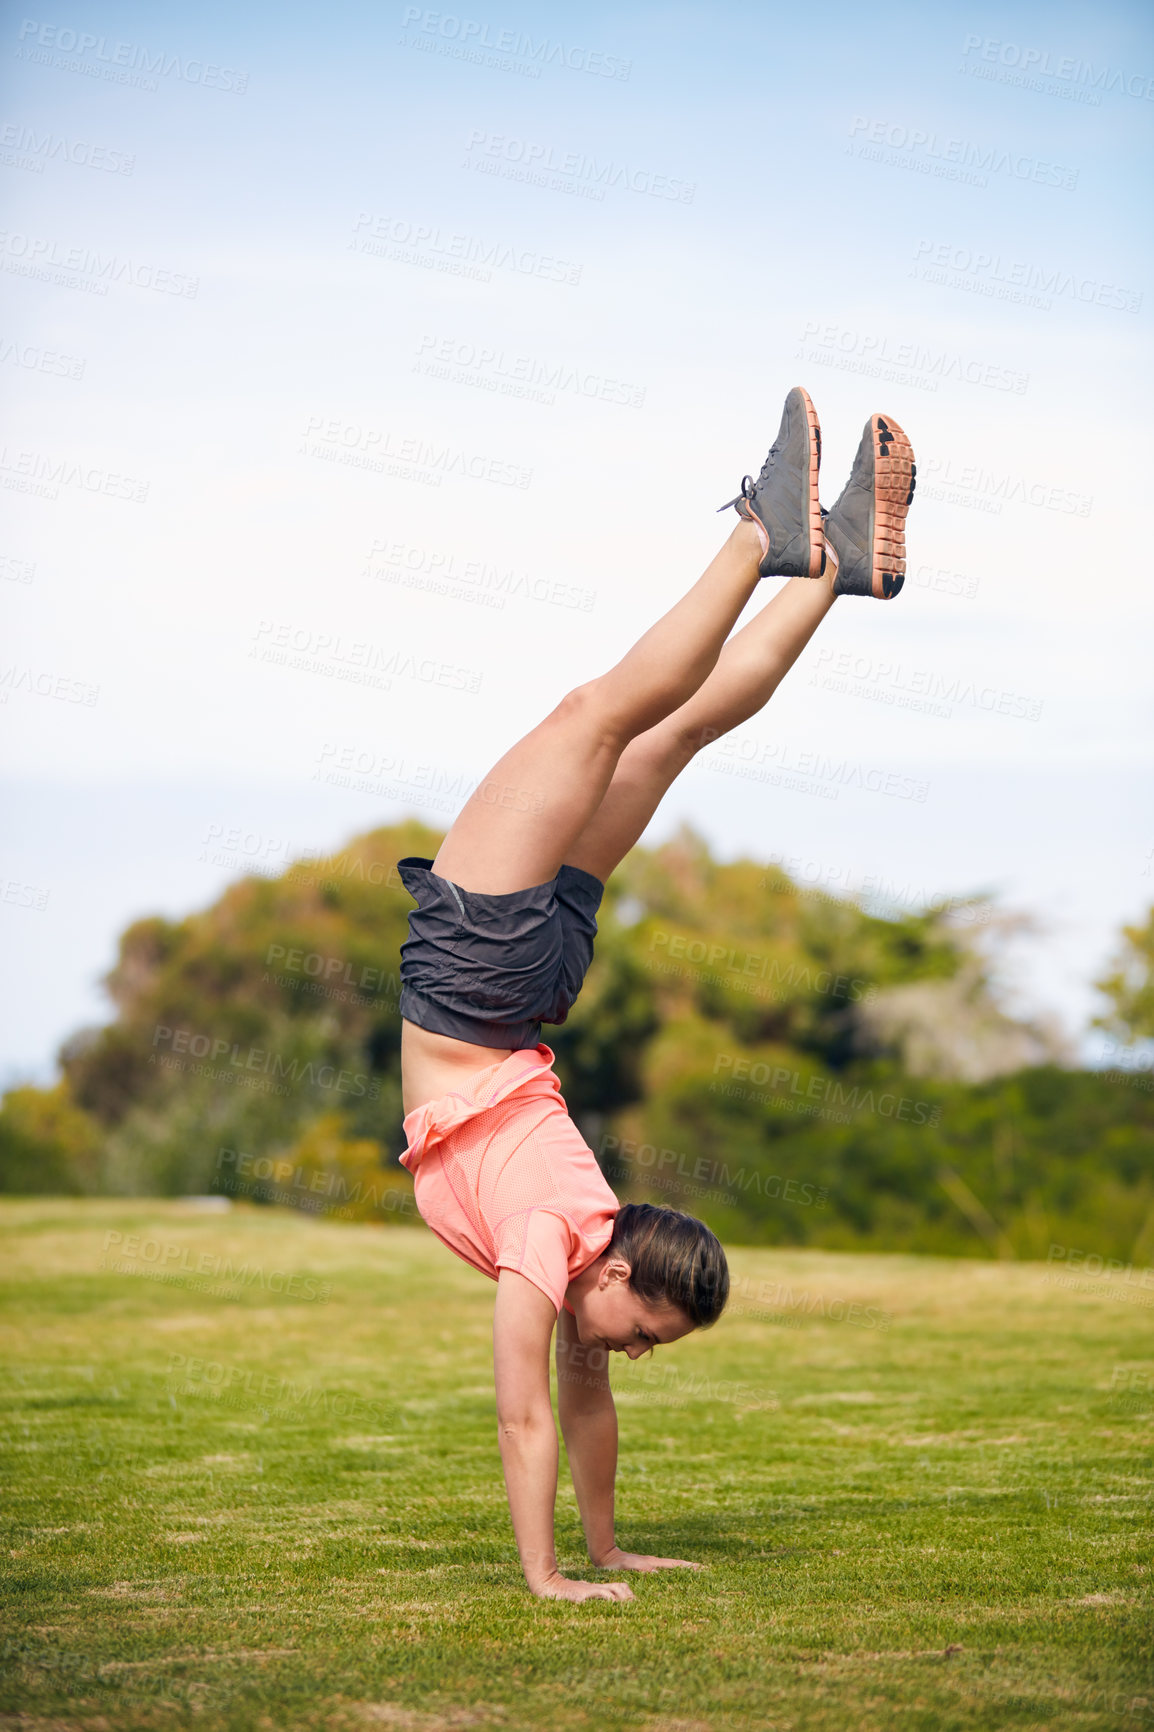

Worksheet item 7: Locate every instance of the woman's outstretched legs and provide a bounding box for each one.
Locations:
[565,573,836,883]
[432,521,766,893]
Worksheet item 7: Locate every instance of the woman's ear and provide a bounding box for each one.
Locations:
[598,1256,632,1289]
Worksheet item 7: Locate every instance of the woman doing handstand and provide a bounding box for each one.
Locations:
[396,388,916,1601]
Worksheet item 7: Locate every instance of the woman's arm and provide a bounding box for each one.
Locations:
[492,1270,633,1602]
[554,1304,702,1576]
[554,1302,618,1563]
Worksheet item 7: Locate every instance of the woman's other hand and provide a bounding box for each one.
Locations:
[593,1545,701,1572]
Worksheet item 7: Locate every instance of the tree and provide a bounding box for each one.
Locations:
[1095,907,1154,1044]
[0,1084,102,1193]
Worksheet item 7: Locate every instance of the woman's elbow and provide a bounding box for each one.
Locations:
[496,1407,556,1443]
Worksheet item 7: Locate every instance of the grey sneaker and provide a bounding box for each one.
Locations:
[823,414,916,599]
[718,386,824,579]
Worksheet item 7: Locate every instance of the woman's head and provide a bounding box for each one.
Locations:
[568,1203,729,1357]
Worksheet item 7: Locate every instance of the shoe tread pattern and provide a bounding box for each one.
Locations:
[871,414,915,600]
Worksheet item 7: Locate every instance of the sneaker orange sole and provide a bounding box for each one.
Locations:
[795,385,826,579]
[871,413,916,600]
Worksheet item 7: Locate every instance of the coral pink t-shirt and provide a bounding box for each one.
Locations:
[399,1044,618,1314]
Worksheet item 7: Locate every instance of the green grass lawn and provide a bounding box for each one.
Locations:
[1,1199,1151,1732]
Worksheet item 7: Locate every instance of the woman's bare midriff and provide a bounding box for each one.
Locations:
[401,1018,515,1118]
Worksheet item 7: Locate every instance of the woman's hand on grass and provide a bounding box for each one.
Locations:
[592,1545,701,1572]
[533,1570,635,1602]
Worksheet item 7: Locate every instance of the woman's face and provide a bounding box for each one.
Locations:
[571,1257,694,1360]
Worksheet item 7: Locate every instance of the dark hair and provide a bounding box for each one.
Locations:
[606,1202,729,1328]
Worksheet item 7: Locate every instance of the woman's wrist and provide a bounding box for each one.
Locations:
[521,1546,560,1593]
[588,1540,621,1567]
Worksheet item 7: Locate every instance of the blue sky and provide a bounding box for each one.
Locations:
[2,0,1152,1081]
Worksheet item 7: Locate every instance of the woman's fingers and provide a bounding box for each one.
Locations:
[579,1580,634,1602]
[540,1576,636,1602]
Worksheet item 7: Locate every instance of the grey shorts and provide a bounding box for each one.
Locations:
[397,856,605,1049]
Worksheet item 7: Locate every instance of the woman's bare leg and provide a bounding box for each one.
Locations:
[432,522,766,893]
[564,575,836,883]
